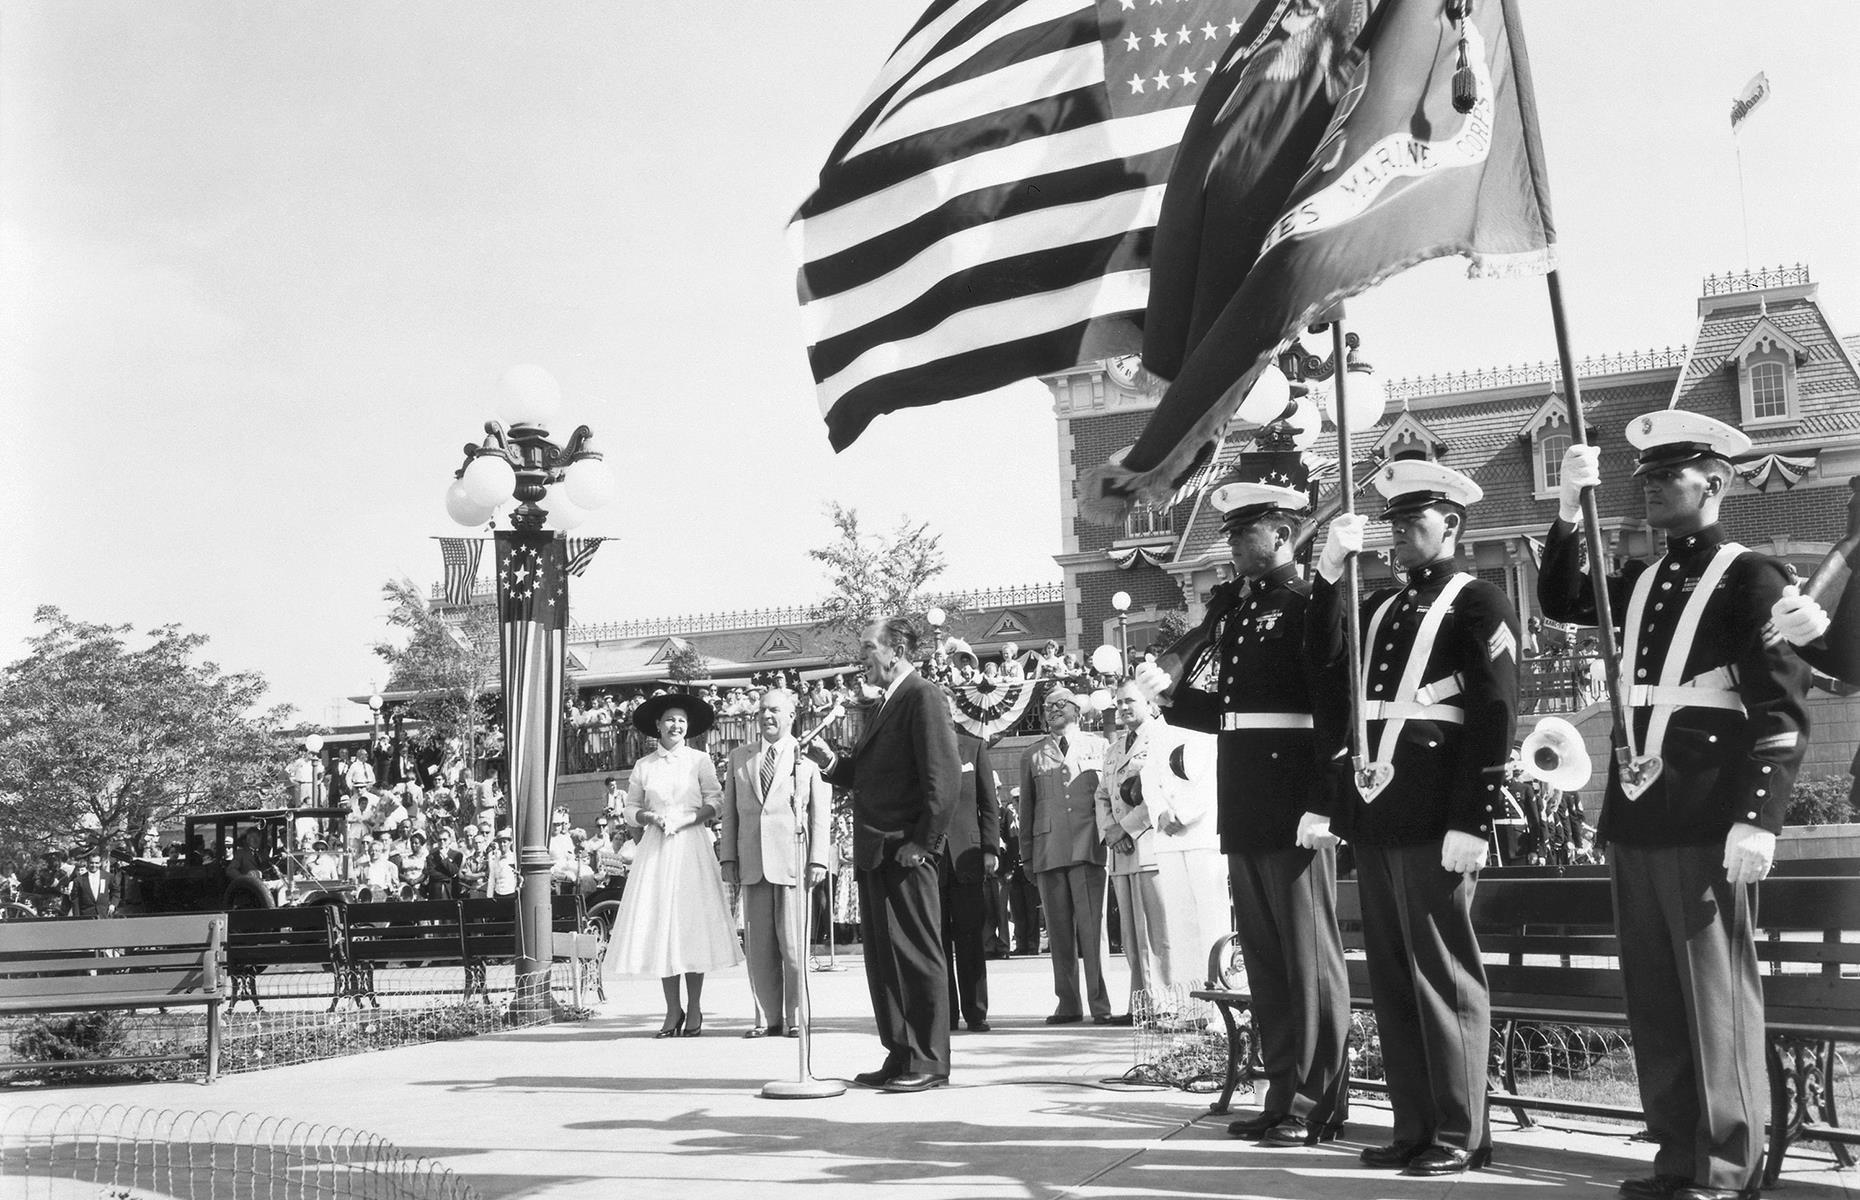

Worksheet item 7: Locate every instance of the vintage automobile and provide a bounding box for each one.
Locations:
[120,807,357,913]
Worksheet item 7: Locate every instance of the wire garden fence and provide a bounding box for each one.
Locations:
[2,960,592,1085]
[1,1104,481,1200]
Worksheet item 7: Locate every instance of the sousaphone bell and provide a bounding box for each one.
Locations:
[1519,716,1593,792]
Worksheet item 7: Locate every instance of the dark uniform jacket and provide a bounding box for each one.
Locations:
[1308,560,1521,847]
[1536,520,1810,844]
[822,668,959,870]
[943,731,1002,883]
[1165,564,1330,853]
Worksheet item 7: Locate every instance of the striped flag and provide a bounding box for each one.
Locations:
[439,538,485,605]
[496,531,568,869]
[565,537,606,578]
[792,0,1272,451]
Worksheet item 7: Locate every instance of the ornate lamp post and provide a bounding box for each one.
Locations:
[444,365,617,1014]
[303,733,325,808]
[1110,590,1132,671]
[368,692,384,738]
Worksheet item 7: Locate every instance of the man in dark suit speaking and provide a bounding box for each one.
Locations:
[808,615,960,1092]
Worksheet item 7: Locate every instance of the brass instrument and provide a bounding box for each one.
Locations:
[1518,716,1593,792]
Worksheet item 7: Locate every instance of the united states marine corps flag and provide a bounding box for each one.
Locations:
[496,530,569,851]
[1087,0,1556,517]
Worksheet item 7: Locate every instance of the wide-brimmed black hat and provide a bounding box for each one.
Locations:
[631,691,717,739]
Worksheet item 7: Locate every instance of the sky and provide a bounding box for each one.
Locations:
[4,1,1857,729]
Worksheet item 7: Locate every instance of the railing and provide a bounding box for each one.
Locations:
[1383,347,1690,406]
[1520,652,1604,716]
[1123,502,1175,540]
[567,581,1065,642]
[1701,262,1810,297]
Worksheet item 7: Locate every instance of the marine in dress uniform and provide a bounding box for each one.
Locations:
[1018,689,1113,1023]
[1139,452,1350,1146]
[1309,458,1519,1177]
[1538,413,1811,1200]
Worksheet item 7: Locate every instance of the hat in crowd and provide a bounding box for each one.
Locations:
[631,691,717,739]
[1626,409,1751,476]
[1209,451,1311,527]
[409,831,426,844]
[1374,457,1484,518]
[312,838,328,850]
[944,638,979,671]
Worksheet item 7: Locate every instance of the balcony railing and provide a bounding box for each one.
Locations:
[1520,652,1605,716]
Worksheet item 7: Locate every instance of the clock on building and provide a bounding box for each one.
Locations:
[1106,355,1145,389]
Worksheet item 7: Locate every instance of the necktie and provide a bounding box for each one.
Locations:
[1125,731,1136,753]
[760,745,778,795]
[1058,736,1069,755]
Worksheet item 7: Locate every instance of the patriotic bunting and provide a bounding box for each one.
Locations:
[947,676,1042,740]
[497,531,568,853]
[1734,452,1816,493]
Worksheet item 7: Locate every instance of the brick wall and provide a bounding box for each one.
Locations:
[1067,410,1197,553]
[1720,485,1851,547]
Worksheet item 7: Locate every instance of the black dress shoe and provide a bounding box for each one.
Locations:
[1403,1144,1492,1176]
[853,1064,904,1087]
[1359,1142,1427,1169]
[1226,1111,1288,1140]
[1045,1012,1083,1025]
[1619,1176,1692,1200]
[880,1072,949,1093]
[968,1020,991,1032]
[1094,1013,1133,1026]
[1257,1117,1310,1146]
[1672,1187,1758,1200]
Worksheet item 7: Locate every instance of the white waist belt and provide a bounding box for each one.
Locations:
[1625,685,1745,714]
[1362,701,1465,723]
[1220,712,1315,731]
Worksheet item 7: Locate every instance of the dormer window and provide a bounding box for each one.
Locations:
[1518,393,1574,500]
[1727,317,1806,429]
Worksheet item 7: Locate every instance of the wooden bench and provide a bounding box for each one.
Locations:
[225,906,345,1013]
[339,899,472,1008]
[0,914,227,1082]
[1192,870,1858,1182]
[459,897,519,1002]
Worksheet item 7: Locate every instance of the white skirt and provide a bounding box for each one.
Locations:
[604,824,743,978]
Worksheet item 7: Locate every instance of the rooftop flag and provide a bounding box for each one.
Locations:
[565,537,606,578]
[1085,0,1556,517]
[792,0,1273,452]
[1730,71,1770,132]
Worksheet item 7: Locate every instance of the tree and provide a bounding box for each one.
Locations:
[808,503,954,660]
[664,638,711,686]
[373,579,499,775]
[0,606,293,865]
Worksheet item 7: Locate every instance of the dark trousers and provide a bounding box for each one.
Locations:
[1355,844,1490,1153]
[940,864,989,1027]
[981,874,1010,954]
[1228,844,1351,1124]
[857,859,950,1076]
[1005,871,1042,953]
[1611,842,1767,1190]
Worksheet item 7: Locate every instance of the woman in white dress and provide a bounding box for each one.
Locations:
[606,693,742,1036]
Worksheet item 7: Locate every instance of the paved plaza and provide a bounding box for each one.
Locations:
[11,952,1856,1199]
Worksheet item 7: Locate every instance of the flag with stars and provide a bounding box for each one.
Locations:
[792,0,1273,452]
[496,531,568,843]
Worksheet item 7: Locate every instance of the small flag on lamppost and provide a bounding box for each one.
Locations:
[440,537,485,605]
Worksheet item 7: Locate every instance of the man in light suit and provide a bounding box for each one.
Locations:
[722,687,832,1038]
[1019,689,1112,1024]
[807,616,959,1092]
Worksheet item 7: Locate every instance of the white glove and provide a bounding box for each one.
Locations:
[1294,812,1337,850]
[1557,443,1602,524]
[1723,821,1776,886]
[1132,661,1174,701]
[1440,829,1489,876]
[1317,513,1367,584]
[1770,585,1831,646]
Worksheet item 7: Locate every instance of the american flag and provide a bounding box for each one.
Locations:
[792,0,1271,452]
[439,537,485,605]
[496,532,568,865]
[565,537,606,578]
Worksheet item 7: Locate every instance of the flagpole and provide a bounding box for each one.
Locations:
[1500,0,1635,781]
[1329,319,1371,781]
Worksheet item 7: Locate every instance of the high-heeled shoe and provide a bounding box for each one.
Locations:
[679,1012,704,1037]
[654,1012,685,1038]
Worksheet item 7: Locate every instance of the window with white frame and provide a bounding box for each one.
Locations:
[1748,359,1787,419]
[1538,430,1571,494]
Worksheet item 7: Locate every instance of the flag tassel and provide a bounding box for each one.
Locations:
[1449,0,1481,113]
